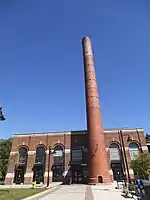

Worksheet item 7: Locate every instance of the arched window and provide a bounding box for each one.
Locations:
[18,147,28,165]
[53,145,64,165]
[52,145,64,182]
[109,143,124,182]
[129,142,139,160]
[14,147,28,184]
[35,146,46,165]
[109,143,121,161]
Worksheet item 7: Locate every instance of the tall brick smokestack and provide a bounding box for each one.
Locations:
[82,36,111,184]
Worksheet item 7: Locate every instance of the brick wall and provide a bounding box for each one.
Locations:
[5,129,148,184]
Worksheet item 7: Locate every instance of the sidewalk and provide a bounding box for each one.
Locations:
[91,185,131,200]
[37,184,130,200]
[39,184,87,200]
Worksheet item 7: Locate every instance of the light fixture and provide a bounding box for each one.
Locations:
[0,107,5,121]
[127,135,132,142]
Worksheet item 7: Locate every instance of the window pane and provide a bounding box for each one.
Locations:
[19,147,28,164]
[53,145,64,165]
[54,155,63,164]
[109,143,120,161]
[129,143,139,160]
[110,148,120,160]
[35,146,45,165]
[72,149,82,161]
[71,144,83,164]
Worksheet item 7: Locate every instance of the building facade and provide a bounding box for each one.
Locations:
[5,128,148,185]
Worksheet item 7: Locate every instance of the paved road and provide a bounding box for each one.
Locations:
[39,184,131,200]
[39,184,90,200]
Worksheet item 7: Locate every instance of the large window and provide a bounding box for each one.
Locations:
[35,146,46,165]
[109,143,121,161]
[18,147,28,165]
[109,143,124,181]
[14,147,28,184]
[53,145,64,165]
[53,145,64,182]
[71,144,83,164]
[129,142,139,160]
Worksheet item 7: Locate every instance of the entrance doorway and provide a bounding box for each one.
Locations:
[14,167,25,184]
[52,165,64,182]
[33,166,44,184]
[72,169,83,184]
[71,165,88,184]
[111,163,124,181]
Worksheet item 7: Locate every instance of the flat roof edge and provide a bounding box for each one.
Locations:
[13,128,144,137]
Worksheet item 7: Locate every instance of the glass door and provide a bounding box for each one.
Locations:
[72,166,83,184]
[52,165,63,182]
[112,165,123,181]
[14,168,24,184]
[33,166,44,184]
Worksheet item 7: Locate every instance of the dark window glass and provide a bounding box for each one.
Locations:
[71,144,83,163]
[18,147,28,164]
[35,146,46,165]
[83,148,88,164]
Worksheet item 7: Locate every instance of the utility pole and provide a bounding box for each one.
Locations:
[119,130,131,184]
[46,146,51,188]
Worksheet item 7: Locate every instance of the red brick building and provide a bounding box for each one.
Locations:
[5,128,148,185]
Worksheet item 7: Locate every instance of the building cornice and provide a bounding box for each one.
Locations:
[104,128,144,134]
[13,128,144,138]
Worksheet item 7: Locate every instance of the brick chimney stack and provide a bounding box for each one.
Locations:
[82,36,111,184]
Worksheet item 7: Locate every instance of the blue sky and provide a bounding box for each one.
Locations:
[0,1,150,139]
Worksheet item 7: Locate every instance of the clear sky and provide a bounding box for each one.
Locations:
[0,1,150,139]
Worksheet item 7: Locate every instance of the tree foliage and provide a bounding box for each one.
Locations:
[131,152,150,179]
[145,134,150,143]
[0,138,12,180]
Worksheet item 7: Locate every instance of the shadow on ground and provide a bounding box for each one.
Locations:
[121,194,133,199]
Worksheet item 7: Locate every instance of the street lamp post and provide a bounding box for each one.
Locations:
[136,129,143,153]
[118,131,127,187]
[46,146,56,187]
[46,146,51,188]
[0,107,5,121]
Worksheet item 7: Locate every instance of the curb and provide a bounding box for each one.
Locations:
[22,185,61,200]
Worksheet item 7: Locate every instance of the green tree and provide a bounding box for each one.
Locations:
[145,133,150,143]
[131,152,150,180]
[0,138,12,180]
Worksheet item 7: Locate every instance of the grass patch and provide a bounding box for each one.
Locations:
[0,188,45,200]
